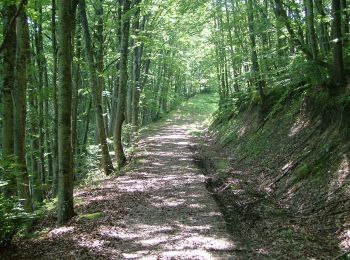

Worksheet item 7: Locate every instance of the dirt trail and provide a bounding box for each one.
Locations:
[114,116,235,259]
[7,94,237,259]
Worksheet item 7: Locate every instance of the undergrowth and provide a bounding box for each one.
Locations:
[205,83,350,258]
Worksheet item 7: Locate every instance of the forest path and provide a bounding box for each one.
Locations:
[9,94,237,259]
[113,93,235,258]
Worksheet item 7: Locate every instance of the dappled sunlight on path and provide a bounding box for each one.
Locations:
[91,111,236,259]
[10,94,234,259]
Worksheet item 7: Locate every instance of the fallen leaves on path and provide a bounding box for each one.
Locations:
[6,98,235,260]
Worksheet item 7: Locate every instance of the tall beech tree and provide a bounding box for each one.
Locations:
[14,0,32,212]
[51,0,59,197]
[79,0,114,175]
[246,0,266,103]
[305,0,319,61]
[34,0,47,198]
[331,0,346,87]
[1,2,17,196]
[14,3,32,212]
[114,0,131,168]
[57,0,76,224]
[131,0,143,134]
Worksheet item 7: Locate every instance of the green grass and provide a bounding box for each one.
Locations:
[140,93,219,135]
[78,212,104,221]
[216,159,230,171]
[177,93,219,122]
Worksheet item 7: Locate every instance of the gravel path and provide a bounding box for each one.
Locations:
[8,95,236,259]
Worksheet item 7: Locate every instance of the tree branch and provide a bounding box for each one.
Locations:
[272,0,331,69]
[0,0,27,54]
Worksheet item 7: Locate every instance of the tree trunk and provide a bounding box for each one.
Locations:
[315,0,331,53]
[246,0,266,103]
[273,0,330,68]
[1,3,17,197]
[131,3,143,133]
[114,0,131,168]
[43,66,53,187]
[57,0,75,225]
[305,0,318,61]
[28,74,42,203]
[109,0,123,137]
[15,2,32,212]
[51,0,59,197]
[82,99,92,153]
[96,0,109,134]
[342,0,349,44]
[72,21,80,174]
[331,0,346,87]
[126,60,133,124]
[34,1,46,197]
[224,0,240,92]
[79,0,114,175]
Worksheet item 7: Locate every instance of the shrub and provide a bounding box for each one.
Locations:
[0,157,34,248]
[0,193,19,248]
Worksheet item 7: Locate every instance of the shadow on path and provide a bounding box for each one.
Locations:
[8,94,237,259]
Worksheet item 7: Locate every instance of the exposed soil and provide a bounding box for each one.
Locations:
[191,89,350,259]
[3,94,238,259]
[193,134,342,259]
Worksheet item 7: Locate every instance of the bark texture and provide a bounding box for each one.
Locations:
[331,0,345,87]
[79,0,114,175]
[114,0,131,168]
[57,0,75,225]
[1,3,16,196]
[15,2,32,212]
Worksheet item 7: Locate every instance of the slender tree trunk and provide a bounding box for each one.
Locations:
[139,57,150,125]
[14,2,32,212]
[43,66,53,186]
[342,0,349,42]
[34,1,47,196]
[57,0,75,225]
[126,60,133,124]
[28,30,40,202]
[131,4,143,132]
[224,0,239,92]
[96,0,109,133]
[1,3,17,197]
[273,0,329,68]
[246,0,266,103]
[72,21,81,173]
[28,75,42,203]
[79,0,114,175]
[141,58,151,91]
[131,43,142,129]
[114,0,131,168]
[159,54,167,113]
[109,0,123,137]
[214,0,228,105]
[82,99,92,153]
[305,0,319,61]
[109,81,119,137]
[51,0,59,197]
[331,0,346,87]
[315,0,331,53]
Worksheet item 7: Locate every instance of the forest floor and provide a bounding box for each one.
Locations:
[5,93,244,259]
[6,93,340,260]
[193,137,341,260]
